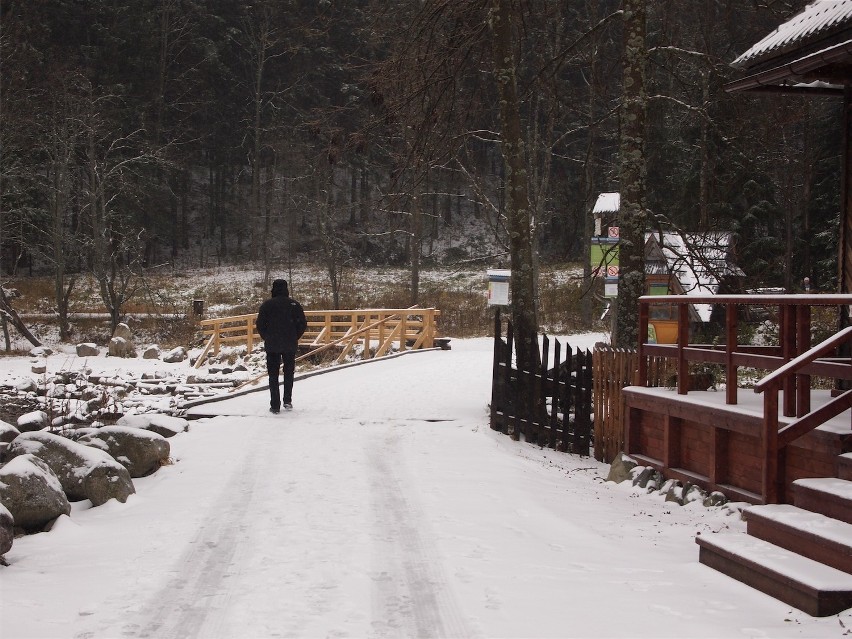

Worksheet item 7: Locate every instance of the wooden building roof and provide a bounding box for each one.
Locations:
[727,0,852,95]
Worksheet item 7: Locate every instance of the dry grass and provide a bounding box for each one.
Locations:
[2,263,598,346]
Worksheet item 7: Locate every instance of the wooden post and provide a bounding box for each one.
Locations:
[677,303,689,395]
[796,304,811,417]
[725,303,738,405]
[782,304,797,417]
[763,388,780,504]
[552,339,562,449]
[638,300,649,385]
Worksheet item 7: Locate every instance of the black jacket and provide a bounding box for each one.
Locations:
[256,280,307,354]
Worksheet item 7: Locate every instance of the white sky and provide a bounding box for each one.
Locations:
[2,335,852,638]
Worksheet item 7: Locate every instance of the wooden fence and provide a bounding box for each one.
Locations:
[195,307,440,368]
[592,347,676,464]
[490,312,593,455]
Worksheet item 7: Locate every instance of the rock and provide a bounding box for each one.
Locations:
[29,346,53,357]
[142,345,161,360]
[31,363,47,375]
[0,454,70,532]
[113,323,133,341]
[108,336,131,358]
[634,467,662,492]
[78,426,170,478]
[76,343,99,357]
[15,378,37,393]
[0,420,20,445]
[17,410,48,433]
[606,452,639,483]
[116,414,188,438]
[5,431,135,506]
[0,502,13,559]
[683,484,707,504]
[163,346,187,363]
[703,491,728,507]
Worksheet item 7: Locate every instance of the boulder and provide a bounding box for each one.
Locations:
[6,431,135,506]
[76,343,99,357]
[29,346,53,357]
[163,346,187,363]
[0,420,20,445]
[17,411,48,433]
[0,454,70,532]
[31,363,47,375]
[142,345,161,360]
[78,426,170,477]
[113,323,133,341]
[108,336,131,358]
[117,413,189,438]
[15,378,37,393]
[606,452,639,484]
[0,502,12,561]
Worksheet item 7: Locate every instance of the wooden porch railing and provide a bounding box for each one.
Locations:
[636,293,852,503]
[195,307,440,369]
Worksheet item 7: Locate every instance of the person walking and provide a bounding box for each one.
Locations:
[256,279,307,413]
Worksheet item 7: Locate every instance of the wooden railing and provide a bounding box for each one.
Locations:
[195,307,440,369]
[635,293,852,503]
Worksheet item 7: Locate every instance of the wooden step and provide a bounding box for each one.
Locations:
[837,454,852,481]
[696,533,852,616]
[744,504,852,574]
[793,478,852,525]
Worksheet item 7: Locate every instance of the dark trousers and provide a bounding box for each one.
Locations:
[266,351,296,409]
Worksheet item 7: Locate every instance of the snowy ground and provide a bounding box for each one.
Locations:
[3,336,852,638]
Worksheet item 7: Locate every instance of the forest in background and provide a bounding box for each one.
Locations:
[0,1,841,322]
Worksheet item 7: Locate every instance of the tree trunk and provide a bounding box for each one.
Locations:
[490,0,540,373]
[614,0,648,349]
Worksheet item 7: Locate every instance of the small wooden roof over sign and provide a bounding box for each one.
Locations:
[726,0,852,95]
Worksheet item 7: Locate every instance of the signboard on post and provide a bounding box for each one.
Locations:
[486,269,511,306]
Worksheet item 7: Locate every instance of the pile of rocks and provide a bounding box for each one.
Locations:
[0,412,189,565]
[606,452,740,510]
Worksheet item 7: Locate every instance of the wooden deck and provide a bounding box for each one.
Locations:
[624,385,852,504]
[626,293,852,505]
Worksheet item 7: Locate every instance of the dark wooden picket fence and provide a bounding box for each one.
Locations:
[490,311,593,455]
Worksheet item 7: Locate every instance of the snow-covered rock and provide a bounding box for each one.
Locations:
[31,363,47,375]
[0,502,12,561]
[117,413,189,438]
[5,431,135,506]
[163,346,187,363]
[109,336,134,358]
[76,343,99,357]
[77,426,169,478]
[17,410,48,433]
[0,419,20,444]
[29,346,53,357]
[15,378,37,393]
[142,345,161,360]
[0,454,70,532]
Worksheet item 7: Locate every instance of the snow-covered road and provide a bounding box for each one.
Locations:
[4,338,851,638]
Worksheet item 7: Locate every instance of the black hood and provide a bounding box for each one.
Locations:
[271,279,289,297]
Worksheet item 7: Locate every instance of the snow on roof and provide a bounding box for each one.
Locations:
[645,232,739,323]
[733,0,852,68]
[593,192,620,215]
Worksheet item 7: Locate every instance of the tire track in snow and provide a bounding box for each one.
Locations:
[116,427,270,639]
[366,427,472,638]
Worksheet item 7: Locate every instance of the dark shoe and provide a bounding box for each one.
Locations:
[283,403,293,411]
[270,407,280,414]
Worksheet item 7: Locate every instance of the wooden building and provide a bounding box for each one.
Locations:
[623,2,852,615]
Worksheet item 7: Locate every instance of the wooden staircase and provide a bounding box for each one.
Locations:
[697,458,852,616]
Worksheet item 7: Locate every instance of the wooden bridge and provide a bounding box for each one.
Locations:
[194,307,441,368]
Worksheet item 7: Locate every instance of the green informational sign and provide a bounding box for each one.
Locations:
[590,238,619,275]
